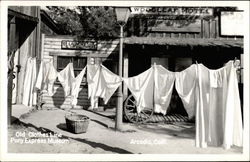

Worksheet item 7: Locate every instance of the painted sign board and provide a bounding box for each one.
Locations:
[131,7,213,16]
[61,40,98,50]
[220,11,244,36]
[147,19,201,33]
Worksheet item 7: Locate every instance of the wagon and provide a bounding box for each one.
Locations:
[123,94,154,124]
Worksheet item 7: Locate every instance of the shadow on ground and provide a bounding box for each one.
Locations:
[10,117,132,154]
[137,123,195,139]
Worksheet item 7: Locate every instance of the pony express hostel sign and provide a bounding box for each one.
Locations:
[61,40,98,50]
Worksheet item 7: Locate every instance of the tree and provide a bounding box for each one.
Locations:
[78,6,119,38]
[46,6,119,38]
[46,6,238,38]
[46,6,83,35]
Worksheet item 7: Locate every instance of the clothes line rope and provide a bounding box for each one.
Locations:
[33,59,242,150]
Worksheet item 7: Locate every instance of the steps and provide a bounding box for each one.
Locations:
[40,85,90,109]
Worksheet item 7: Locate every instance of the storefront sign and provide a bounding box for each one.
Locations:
[131,7,213,16]
[61,40,97,50]
[220,11,244,36]
[147,19,201,33]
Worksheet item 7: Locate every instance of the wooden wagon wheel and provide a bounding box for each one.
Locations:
[124,94,154,124]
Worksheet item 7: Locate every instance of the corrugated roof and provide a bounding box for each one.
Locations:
[124,37,243,48]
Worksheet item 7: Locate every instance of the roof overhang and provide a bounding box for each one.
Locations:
[124,37,243,48]
[40,9,64,34]
[8,9,39,23]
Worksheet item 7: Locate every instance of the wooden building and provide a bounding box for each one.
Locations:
[7,6,64,124]
[18,6,243,120]
[122,7,244,115]
[40,35,119,109]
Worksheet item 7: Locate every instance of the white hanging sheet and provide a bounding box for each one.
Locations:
[35,60,58,95]
[22,57,37,107]
[33,58,243,149]
[196,61,243,149]
[123,67,154,113]
[175,64,197,119]
[71,67,86,106]
[223,61,243,149]
[154,65,175,115]
[58,63,75,97]
[95,65,123,104]
[87,64,100,109]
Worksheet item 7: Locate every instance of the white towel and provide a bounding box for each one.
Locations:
[196,61,243,149]
[71,67,86,106]
[175,64,197,119]
[87,64,100,109]
[123,67,154,113]
[22,58,37,107]
[209,69,224,88]
[154,65,175,115]
[58,63,75,97]
[35,60,58,95]
[95,65,122,104]
[223,61,243,149]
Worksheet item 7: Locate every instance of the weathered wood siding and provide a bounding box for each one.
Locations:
[42,35,119,62]
[9,6,38,17]
[8,6,41,104]
[41,35,119,109]
[127,16,239,40]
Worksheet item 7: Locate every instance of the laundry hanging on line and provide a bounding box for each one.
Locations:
[32,58,242,150]
[123,65,176,115]
[154,65,175,115]
[71,67,86,106]
[36,62,121,108]
[196,61,243,149]
[36,61,87,106]
[123,67,154,113]
[96,65,123,104]
[22,57,37,107]
[87,64,123,109]
[87,64,100,109]
[58,63,75,97]
[35,60,58,95]
[124,61,242,150]
[175,64,198,119]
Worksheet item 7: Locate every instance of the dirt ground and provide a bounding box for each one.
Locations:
[8,119,117,154]
[8,107,243,155]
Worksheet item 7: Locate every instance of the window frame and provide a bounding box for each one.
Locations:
[56,56,88,85]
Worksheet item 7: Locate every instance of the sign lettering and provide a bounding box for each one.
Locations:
[61,40,97,50]
[131,7,213,16]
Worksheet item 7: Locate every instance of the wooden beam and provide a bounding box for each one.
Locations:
[8,17,16,125]
[49,52,113,58]
[8,9,39,23]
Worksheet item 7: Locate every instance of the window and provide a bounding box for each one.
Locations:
[57,56,87,83]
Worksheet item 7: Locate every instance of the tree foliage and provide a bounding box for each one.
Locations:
[46,6,83,35]
[46,6,119,38]
[46,6,238,38]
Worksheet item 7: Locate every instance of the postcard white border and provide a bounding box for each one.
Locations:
[0,1,249,161]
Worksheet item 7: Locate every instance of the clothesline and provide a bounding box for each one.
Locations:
[33,59,241,111]
[24,58,242,150]
[124,60,242,150]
